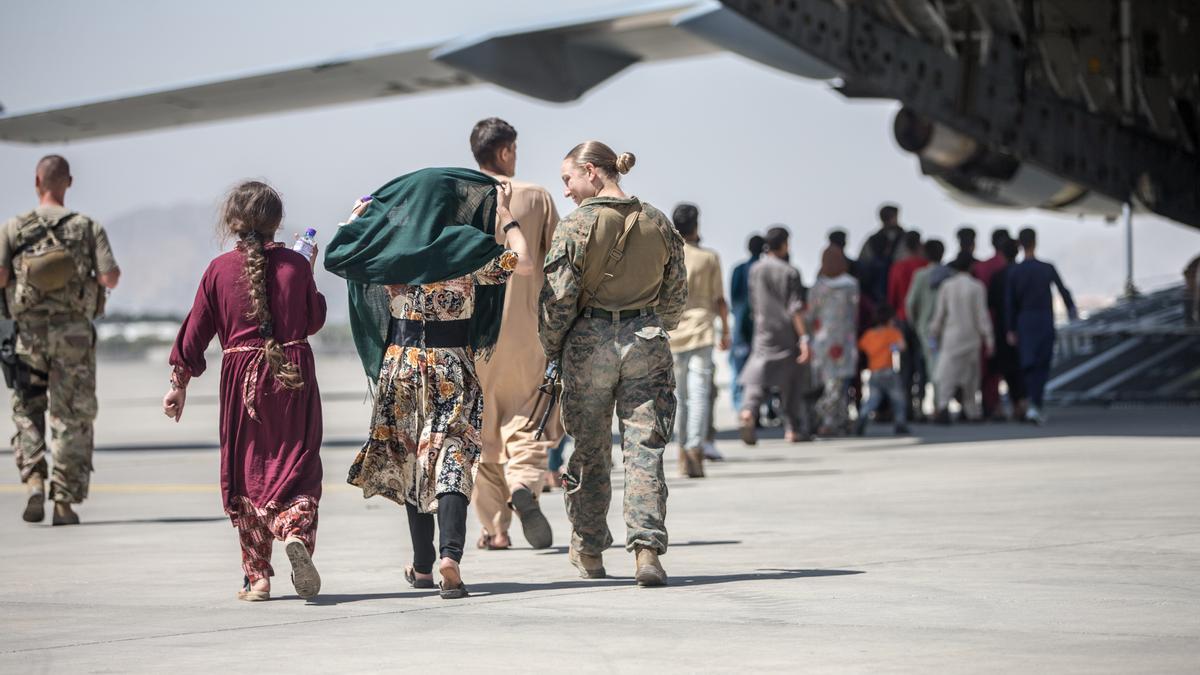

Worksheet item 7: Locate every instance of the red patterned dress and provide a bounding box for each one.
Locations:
[348,251,516,512]
[170,242,326,582]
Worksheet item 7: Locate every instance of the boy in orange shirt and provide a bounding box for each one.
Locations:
[856,306,910,436]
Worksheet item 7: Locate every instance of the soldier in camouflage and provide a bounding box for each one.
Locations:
[0,156,120,525]
[539,141,687,587]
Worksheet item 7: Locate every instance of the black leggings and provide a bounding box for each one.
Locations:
[406,493,468,574]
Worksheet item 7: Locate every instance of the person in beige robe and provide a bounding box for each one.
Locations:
[928,254,994,421]
[469,118,564,550]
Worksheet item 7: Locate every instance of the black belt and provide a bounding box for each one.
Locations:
[387,318,470,348]
[580,307,655,322]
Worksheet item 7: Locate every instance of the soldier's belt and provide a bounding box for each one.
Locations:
[580,307,655,322]
[387,318,470,348]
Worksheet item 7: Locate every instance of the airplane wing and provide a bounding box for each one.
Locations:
[0,1,826,144]
[0,45,472,144]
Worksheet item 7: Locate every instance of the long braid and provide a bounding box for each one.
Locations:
[221,181,304,391]
[241,232,303,390]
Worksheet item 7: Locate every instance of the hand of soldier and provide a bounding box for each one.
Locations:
[163,387,187,422]
[796,340,811,364]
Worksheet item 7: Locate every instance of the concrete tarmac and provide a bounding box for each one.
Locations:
[0,356,1197,673]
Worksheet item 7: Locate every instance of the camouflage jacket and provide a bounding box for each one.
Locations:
[538,196,687,359]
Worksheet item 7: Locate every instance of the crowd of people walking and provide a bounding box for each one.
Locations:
[3,120,1083,605]
[715,205,1079,452]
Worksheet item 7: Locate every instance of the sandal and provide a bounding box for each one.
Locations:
[285,537,321,599]
[475,533,510,551]
[404,565,436,589]
[237,576,270,602]
[439,580,469,600]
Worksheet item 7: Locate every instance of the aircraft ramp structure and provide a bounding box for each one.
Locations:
[1048,284,1200,404]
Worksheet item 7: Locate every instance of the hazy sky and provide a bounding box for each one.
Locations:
[2,0,1197,316]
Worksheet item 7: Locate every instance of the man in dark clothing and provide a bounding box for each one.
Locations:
[976,228,1012,418]
[828,229,859,281]
[858,204,905,305]
[729,234,765,414]
[956,226,980,270]
[987,239,1025,419]
[1006,228,1078,424]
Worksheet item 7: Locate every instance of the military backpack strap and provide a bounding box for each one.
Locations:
[9,211,77,259]
[578,202,643,310]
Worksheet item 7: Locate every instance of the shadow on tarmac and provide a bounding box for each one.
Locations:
[536,540,743,556]
[69,516,228,526]
[469,568,863,596]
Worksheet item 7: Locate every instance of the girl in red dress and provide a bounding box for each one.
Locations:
[162,181,326,602]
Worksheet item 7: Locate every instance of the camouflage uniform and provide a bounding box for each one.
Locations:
[539,196,687,556]
[1,207,116,504]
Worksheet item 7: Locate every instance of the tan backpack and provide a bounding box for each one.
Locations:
[18,212,79,292]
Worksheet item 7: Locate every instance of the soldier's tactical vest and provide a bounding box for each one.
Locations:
[5,210,103,320]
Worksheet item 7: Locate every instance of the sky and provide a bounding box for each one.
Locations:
[2,0,1198,319]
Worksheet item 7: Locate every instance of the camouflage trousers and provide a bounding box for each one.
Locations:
[560,313,675,556]
[10,315,97,504]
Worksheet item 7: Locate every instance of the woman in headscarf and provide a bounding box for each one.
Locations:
[807,247,860,436]
[324,168,532,599]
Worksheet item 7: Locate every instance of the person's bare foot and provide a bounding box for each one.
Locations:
[491,532,511,549]
[411,569,433,583]
[439,557,461,585]
[237,576,271,601]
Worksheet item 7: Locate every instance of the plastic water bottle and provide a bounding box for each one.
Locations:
[293,228,317,258]
[891,343,902,372]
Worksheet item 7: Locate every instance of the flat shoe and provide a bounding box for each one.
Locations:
[439,581,469,600]
[476,533,510,551]
[237,577,270,602]
[285,537,321,599]
[739,418,757,446]
[404,565,436,589]
[511,487,553,549]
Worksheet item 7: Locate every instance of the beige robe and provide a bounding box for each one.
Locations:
[473,178,564,534]
[929,272,994,417]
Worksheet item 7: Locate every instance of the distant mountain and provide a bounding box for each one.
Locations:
[102,202,350,321]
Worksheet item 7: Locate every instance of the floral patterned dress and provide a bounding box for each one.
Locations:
[807,273,860,434]
[347,251,516,512]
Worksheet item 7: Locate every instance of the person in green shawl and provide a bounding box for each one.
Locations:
[324,167,533,599]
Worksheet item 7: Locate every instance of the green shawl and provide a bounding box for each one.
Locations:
[323,167,506,380]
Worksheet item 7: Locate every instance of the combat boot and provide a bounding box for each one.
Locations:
[634,547,667,587]
[569,546,606,579]
[22,475,45,523]
[52,502,79,526]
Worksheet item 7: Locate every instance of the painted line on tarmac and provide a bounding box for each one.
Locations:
[0,483,360,494]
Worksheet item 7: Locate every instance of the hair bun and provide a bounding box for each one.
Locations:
[615,152,636,175]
